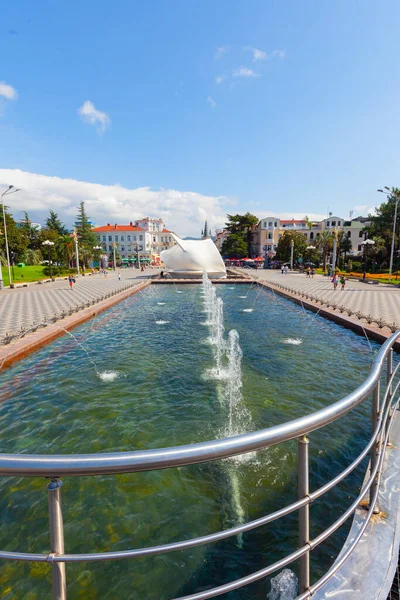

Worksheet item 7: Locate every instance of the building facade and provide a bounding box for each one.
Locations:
[92,218,175,261]
[248,215,370,259]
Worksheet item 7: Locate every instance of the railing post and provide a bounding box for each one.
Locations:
[386,349,394,442]
[47,478,67,600]
[370,382,380,513]
[298,435,310,594]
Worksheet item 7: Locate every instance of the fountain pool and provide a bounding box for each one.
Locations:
[0,283,379,599]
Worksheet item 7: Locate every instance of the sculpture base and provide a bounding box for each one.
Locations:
[167,271,227,279]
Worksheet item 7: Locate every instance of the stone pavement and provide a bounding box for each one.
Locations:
[237,268,400,327]
[0,268,158,341]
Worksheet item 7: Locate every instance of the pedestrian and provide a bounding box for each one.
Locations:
[284,265,288,275]
[281,265,284,275]
[311,267,315,278]
[68,275,75,290]
[306,267,311,278]
[331,274,338,290]
[340,274,346,290]
[118,272,121,281]
[327,265,331,277]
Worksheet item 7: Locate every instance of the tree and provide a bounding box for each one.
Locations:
[75,202,97,267]
[45,210,69,236]
[368,187,400,264]
[340,234,353,265]
[56,234,75,268]
[275,231,308,264]
[223,212,259,256]
[221,233,248,258]
[0,207,29,263]
[316,231,333,270]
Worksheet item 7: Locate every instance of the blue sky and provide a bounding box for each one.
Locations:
[1,0,400,236]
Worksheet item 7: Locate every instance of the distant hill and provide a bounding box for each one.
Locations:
[183,236,201,240]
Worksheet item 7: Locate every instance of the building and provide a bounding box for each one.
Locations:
[214,229,229,252]
[92,218,175,262]
[247,215,370,260]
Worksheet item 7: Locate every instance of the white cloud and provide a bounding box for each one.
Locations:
[215,75,224,85]
[233,67,259,78]
[0,82,18,100]
[207,96,216,108]
[78,100,110,133]
[272,49,285,58]
[215,46,229,60]
[0,169,228,238]
[251,48,268,62]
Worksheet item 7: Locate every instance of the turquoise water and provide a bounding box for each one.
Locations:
[0,284,378,599]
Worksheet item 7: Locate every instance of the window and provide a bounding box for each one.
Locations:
[263,221,266,228]
[268,233,272,239]
[102,236,106,241]
[358,244,362,252]
[310,232,314,240]
[115,236,118,242]
[161,236,164,242]
[133,236,137,241]
[139,235,143,241]
[338,221,341,226]
[153,236,156,242]
[121,247,125,252]
[127,235,131,241]
[347,231,351,237]
[326,221,330,227]
[268,221,272,227]
[109,245,112,251]
[274,222,278,227]
[331,221,336,227]
[120,236,124,241]
[169,236,171,242]
[359,231,363,238]
[108,236,112,241]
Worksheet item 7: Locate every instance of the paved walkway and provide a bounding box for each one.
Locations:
[237,268,400,327]
[0,269,158,341]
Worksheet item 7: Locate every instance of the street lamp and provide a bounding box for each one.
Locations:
[112,242,117,271]
[377,188,400,283]
[361,238,375,281]
[72,229,80,276]
[1,185,21,289]
[42,240,55,280]
[290,239,294,270]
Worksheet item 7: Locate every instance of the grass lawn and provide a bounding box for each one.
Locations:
[1,265,48,287]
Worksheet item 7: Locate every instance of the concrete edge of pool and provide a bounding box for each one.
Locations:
[0,280,151,370]
[0,276,398,372]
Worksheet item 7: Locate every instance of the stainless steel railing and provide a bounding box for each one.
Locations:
[0,330,399,599]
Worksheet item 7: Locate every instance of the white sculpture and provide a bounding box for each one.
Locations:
[160,235,226,278]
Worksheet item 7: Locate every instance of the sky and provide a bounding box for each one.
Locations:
[1,0,400,237]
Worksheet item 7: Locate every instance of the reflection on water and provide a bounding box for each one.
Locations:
[0,284,377,598]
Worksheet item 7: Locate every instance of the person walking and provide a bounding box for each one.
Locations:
[340,274,346,290]
[68,275,75,290]
[306,267,311,278]
[331,273,339,290]
[118,272,121,281]
[311,267,315,278]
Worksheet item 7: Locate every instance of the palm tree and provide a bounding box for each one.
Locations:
[23,248,42,266]
[316,231,333,270]
[340,234,353,266]
[56,234,75,268]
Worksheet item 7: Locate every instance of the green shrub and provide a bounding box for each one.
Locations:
[351,261,363,273]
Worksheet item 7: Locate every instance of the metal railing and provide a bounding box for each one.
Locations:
[0,331,399,599]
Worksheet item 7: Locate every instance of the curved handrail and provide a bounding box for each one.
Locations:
[0,331,398,478]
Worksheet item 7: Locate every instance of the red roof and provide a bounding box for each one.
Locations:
[92,223,145,232]
[162,228,172,233]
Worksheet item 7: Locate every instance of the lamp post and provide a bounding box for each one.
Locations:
[93,245,102,269]
[331,228,338,274]
[42,240,55,280]
[72,229,80,276]
[112,242,117,271]
[361,238,375,281]
[1,185,21,289]
[290,239,294,271]
[377,187,400,283]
